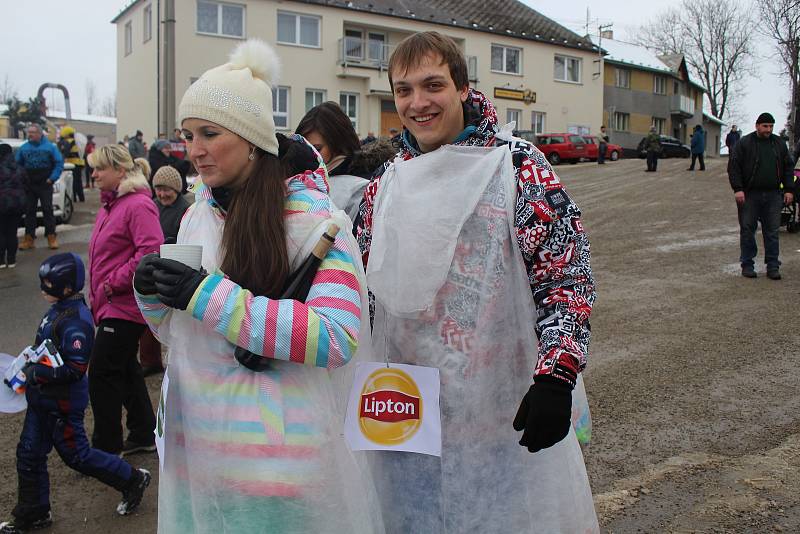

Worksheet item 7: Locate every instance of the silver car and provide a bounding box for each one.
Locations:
[2,137,75,225]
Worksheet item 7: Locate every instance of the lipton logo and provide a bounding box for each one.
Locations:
[359,368,422,445]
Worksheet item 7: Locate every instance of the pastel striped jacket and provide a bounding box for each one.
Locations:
[136,172,361,370]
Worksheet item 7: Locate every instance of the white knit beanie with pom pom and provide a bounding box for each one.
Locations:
[178,39,281,156]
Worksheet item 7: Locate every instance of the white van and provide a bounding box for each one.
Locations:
[2,137,75,224]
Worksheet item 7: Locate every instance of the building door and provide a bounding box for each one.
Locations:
[380,99,402,136]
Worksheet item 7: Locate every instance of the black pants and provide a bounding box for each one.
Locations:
[737,190,783,270]
[598,143,607,164]
[646,150,659,171]
[72,166,85,201]
[689,153,705,170]
[24,183,55,237]
[0,212,20,264]
[88,318,155,454]
[85,165,94,188]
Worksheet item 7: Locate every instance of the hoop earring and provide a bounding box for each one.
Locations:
[248,146,256,161]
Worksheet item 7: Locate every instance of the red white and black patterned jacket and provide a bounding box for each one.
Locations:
[355,89,595,388]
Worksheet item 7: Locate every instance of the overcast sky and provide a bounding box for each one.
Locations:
[0,0,788,133]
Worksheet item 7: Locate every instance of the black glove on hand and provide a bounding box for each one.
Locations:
[513,378,572,453]
[151,258,206,310]
[134,253,161,295]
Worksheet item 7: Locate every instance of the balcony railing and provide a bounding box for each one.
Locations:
[670,94,695,116]
[338,37,392,69]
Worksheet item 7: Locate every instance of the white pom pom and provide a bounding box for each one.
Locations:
[229,39,281,85]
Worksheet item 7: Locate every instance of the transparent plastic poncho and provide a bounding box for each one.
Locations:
[366,145,599,533]
[153,195,384,534]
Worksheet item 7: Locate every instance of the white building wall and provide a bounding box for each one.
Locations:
[116,2,160,143]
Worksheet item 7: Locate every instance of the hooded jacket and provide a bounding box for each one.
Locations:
[58,126,85,166]
[356,89,595,388]
[0,147,26,215]
[88,172,163,324]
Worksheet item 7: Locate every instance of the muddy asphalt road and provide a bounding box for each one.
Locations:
[1,157,799,533]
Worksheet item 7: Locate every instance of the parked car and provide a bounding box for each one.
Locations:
[582,136,622,161]
[515,131,588,165]
[637,135,691,158]
[2,137,75,225]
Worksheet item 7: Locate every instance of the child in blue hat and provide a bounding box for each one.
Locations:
[1,253,151,533]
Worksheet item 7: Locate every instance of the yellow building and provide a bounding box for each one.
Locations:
[112,0,605,141]
[593,33,707,154]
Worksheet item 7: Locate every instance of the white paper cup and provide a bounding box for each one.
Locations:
[160,244,203,270]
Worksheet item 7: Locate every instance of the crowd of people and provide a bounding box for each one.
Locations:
[1,27,799,534]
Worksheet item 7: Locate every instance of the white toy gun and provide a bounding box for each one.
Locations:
[3,340,64,394]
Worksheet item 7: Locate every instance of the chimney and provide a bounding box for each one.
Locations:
[600,30,614,40]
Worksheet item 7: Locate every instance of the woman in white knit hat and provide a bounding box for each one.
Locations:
[132,40,382,533]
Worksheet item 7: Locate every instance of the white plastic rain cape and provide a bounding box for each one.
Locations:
[154,195,384,533]
[366,145,599,533]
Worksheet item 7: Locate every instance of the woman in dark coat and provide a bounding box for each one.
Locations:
[0,143,27,268]
[148,140,191,194]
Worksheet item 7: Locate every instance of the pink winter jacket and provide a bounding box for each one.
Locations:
[88,174,163,324]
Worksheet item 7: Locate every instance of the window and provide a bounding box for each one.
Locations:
[143,5,152,42]
[305,89,326,112]
[491,44,522,74]
[613,112,630,132]
[506,109,521,128]
[532,111,546,135]
[339,92,358,131]
[554,54,581,83]
[614,68,630,89]
[344,29,363,59]
[673,80,680,94]
[272,86,289,129]
[277,11,320,47]
[197,1,245,38]
[124,21,133,55]
[652,117,666,134]
[549,136,565,144]
[368,32,386,63]
[654,75,667,95]
[467,56,478,82]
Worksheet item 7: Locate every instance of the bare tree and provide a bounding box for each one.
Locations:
[634,0,754,121]
[758,0,800,144]
[100,91,117,117]
[86,79,98,115]
[0,74,18,104]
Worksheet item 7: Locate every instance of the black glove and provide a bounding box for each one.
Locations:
[513,377,572,453]
[21,362,37,386]
[151,258,206,310]
[134,253,161,295]
[234,346,272,372]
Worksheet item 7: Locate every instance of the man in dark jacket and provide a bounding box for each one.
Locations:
[688,124,706,171]
[15,124,63,250]
[127,130,146,159]
[728,112,795,280]
[725,125,741,152]
[0,144,27,268]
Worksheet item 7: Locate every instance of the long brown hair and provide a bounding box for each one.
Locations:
[220,150,289,297]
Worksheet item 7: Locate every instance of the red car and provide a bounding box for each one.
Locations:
[582,136,622,162]
[515,131,587,165]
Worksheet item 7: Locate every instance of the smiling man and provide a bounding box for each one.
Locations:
[356,31,598,532]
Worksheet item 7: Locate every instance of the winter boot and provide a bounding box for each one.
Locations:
[0,511,53,533]
[46,235,59,250]
[18,235,35,251]
[116,468,151,516]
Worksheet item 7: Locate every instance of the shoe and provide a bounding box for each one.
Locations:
[767,269,781,280]
[142,365,165,377]
[0,511,53,533]
[686,168,694,171]
[18,235,35,250]
[117,468,151,515]
[46,235,59,250]
[121,439,157,456]
[0,264,5,270]
[741,266,757,278]
[6,263,14,269]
